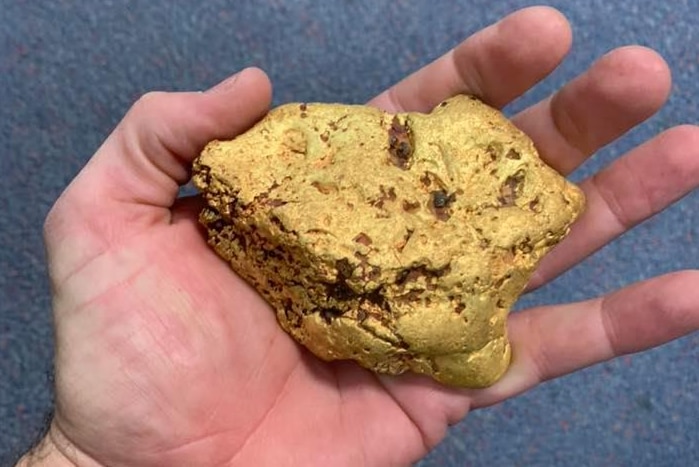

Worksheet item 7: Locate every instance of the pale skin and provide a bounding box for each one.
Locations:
[18,7,699,467]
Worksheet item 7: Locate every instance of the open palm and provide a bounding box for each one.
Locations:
[31,7,698,467]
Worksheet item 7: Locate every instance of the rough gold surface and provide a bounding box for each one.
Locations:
[192,95,585,388]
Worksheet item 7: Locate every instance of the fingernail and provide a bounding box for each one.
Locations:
[207,70,243,94]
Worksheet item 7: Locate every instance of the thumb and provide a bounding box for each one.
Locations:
[44,67,272,279]
[76,66,271,213]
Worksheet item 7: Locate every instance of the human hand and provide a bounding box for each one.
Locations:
[20,6,698,467]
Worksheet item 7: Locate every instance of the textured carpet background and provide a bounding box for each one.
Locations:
[1,1,697,465]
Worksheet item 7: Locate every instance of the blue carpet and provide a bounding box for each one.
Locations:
[1,1,697,465]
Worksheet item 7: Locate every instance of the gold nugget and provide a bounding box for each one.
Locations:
[192,95,585,388]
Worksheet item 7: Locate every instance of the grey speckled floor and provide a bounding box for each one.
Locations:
[1,1,697,465]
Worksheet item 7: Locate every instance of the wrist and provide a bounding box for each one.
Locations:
[16,424,81,467]
[16,435,73,467]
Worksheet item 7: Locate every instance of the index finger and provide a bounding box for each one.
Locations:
[368,6,572,112]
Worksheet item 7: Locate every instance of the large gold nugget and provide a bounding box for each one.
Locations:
[192,95,585,388]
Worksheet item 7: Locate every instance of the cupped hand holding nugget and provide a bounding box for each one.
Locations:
[23,7,699,467]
